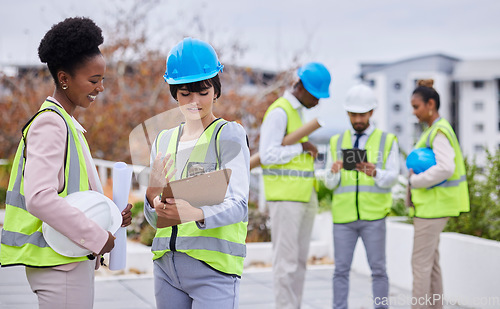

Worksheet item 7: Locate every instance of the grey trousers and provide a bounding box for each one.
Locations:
[25,260,95,309]
[268,190,318,309]
[411,217,449,309]
[333,218,389,309]
[153,251,240,309]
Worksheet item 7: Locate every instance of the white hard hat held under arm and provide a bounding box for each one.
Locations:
[42,191,122,257]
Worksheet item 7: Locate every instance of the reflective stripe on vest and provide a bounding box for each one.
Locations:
[151,119,248,276]
[410,118,470,218]
[0,101,90,267]
[330,129,395,223]
[152,236,246,257]
[261,97,315,202]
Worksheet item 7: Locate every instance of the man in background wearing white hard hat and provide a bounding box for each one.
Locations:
[322,84,400,309]
[259,62,331,309]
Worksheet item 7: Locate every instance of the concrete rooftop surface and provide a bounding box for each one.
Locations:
[0,264,467,309]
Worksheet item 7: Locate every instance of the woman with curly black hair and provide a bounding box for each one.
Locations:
[0,17,132,309]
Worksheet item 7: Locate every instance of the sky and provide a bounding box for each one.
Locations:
[1,0,499,135]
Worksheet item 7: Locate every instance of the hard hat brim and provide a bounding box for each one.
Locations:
[42,191,123,258]
[343,105,376,113]
[164,70,219,85]
[304,85,330,99]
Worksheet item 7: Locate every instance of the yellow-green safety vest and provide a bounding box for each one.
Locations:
[151,119,248,276]
[410,118,470,218]
[0,100,91,267]
[329,129,396,223]
[261,97,315,203]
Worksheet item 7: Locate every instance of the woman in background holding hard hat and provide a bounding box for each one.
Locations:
[0,17,132,309]
[408,79,469,308]
[143,37,250,309]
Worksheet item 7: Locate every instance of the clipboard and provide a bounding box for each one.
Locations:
[342,149,367,170]
[160,168,232,207]
[157,169,232,228]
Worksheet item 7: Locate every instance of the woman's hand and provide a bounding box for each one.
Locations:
[146,153,176,206]
[121,203,133,227]
[97,231,116,255]
[153,197,204,224]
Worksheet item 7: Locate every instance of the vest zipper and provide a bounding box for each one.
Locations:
[355,171,360,220]
[168,119,224,253]
[170,226,178,251]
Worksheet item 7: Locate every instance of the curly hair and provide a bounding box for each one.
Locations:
[38,17,104,83]
[412,79,441,110]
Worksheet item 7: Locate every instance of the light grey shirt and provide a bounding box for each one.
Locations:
[144,121,250,229]
[321,124,400,190]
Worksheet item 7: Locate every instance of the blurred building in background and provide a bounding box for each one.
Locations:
[359,53,500,167]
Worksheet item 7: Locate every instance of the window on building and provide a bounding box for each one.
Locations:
[393,81,401,91]
[474,145,484,152]
[474,102,484,111]
[393,103,401,112]
[368,79,376,87]
[474,123,484,132]
[473,81,484,88]
[394,124,402,134]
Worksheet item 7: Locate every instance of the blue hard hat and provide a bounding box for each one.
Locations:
[406,147,436,174]
[164,37,224,84]
[297,62,331,99]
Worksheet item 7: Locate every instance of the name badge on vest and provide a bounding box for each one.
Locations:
[187,162,216,177]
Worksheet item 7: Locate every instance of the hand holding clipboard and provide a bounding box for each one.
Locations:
[156,169,232,228]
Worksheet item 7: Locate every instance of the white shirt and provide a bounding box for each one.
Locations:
[175,139,198,179]
[321,124,400,189]
[259,91,304,165]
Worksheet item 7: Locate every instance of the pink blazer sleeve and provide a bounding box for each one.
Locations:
[23,112,109,255]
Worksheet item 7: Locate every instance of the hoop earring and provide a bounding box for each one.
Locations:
[62,84,68,90]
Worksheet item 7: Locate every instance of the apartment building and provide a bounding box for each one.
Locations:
[359,53,500,166]
[453,60,500,165]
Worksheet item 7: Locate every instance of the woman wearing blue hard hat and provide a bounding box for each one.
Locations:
[407,79,469,308]
[143,37,250,309]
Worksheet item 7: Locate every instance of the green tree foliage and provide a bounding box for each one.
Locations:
[445,149,500,241]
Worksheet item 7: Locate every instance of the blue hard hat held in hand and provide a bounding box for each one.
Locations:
[406,147,436,174]
[164,37,224,84]
[407,147,446,188]
[297,62,331,99]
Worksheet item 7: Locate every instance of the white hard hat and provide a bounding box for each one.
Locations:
[343,84,377,113]
[42,191,122,257]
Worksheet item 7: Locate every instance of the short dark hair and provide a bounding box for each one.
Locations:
[412,79,440,110]
[38,17,104,83]
[169,74,222,100]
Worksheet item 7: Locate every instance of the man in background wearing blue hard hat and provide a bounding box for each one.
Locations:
[259,62,331,309]
[321,84,400,309]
